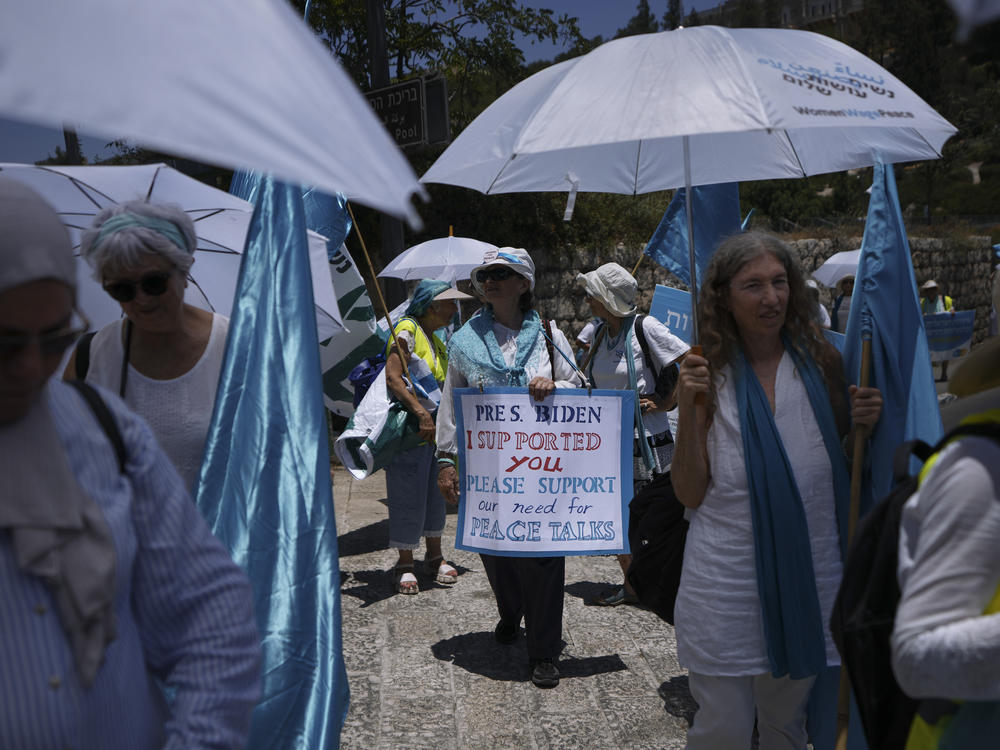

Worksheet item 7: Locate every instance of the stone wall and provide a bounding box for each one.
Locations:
[533,235,995,347]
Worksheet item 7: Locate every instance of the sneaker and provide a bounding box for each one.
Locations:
[494,619,519,645]
[530,659,560,688]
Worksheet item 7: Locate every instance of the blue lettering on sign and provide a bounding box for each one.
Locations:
[547,520,616,541]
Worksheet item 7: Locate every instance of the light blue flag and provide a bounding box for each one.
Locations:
[195,176,349,748]
[643,183,741,288]
[843,159,943,501]
[231,170,352,261]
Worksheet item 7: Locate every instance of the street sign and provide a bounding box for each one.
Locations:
[366,78,424,148]
[366,76,450,149]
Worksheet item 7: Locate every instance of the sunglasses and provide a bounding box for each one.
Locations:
[103,272,173,303]
[0,324,88,360]
[475,267,515,283]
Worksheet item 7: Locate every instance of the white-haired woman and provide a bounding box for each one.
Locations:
[577,262,689,606]
[64,200,227,489]
[435,247,582,689]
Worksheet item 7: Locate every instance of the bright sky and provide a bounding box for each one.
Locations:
[0,0,720,163]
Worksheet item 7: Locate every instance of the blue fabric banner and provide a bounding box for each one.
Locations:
[195,176,349,748]
[842,159,943,502]
[642,183,741,288]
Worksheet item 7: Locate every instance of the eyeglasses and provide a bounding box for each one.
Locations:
[0,324,88,360]
[103,271,172,303]
[475,267,515,283]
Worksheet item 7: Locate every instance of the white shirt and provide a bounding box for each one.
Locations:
[436,320,581,456]
[85,314,229,490]
[674,353,844,675]
[587,316,688,438]
[893,436,1000,700]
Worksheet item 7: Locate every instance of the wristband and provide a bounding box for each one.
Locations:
[437,457,457,468]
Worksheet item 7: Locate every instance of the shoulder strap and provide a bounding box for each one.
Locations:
[545,319,556,379]
[73,331,96,380]
[632,314,657,376]
[68,380,127,474]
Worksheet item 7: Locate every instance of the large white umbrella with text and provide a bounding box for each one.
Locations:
[422,25,957,338]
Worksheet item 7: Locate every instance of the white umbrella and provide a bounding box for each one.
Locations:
[0,162,344,340]
[422,26,957,336]
[378,236,498,283]
[0,0,423,225]
[812,249,861,288]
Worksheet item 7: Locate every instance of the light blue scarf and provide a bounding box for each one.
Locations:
[447,307,543,387]
[734,336,851,679]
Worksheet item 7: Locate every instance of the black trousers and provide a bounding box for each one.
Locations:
[480,553,565,662]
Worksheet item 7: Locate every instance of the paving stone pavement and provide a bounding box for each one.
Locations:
[333,467,695,750]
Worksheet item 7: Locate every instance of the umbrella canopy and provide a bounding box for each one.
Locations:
[423,26,956,195]
[423,25,956,339]
[813,249,861,288]
[378,236,498,283]
[0,162,344,340]
[0,0,423,225]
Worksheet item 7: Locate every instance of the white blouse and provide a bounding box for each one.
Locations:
[587,315,688,438]
[85,314,229,490]
[674,353,844,676]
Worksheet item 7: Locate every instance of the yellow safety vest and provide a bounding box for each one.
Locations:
[906,409,1000,750]
[385,317,448,384]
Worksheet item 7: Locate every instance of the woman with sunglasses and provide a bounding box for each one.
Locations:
[576,262,689,607]
[63,201,226,489]
[435,247,582,689]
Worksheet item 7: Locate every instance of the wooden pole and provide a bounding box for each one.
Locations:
[835,336,873,750]
[347,202,411,382]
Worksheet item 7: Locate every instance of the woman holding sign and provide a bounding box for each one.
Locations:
[436,248,582,689]
[672,232,882,749]
[577,262,688,607]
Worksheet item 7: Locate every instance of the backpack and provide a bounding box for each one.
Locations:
[593,314,679,400]
[830,421,1000,750]
[347,351,387,408]
[624,470,688,624]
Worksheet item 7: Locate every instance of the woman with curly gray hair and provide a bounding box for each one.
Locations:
[671,232,882,749]
[64,200,228,489]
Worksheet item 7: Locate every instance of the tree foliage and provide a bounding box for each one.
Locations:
[616,0,659,38]
[663,0,683,31]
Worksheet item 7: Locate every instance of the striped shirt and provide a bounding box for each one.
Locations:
[0,381,260,749]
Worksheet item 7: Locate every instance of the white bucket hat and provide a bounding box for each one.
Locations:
[576,262,638,318]
[470,247,535,296]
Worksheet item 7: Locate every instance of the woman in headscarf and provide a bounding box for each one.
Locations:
[435,248,582,688]
[64,200,227,489]
[384,279,471,594]
[0,176,259,748]
[576,262,688,606]
[672,232,882,749]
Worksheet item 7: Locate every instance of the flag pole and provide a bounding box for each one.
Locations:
[835,335,873,750]
[346,203,411,381]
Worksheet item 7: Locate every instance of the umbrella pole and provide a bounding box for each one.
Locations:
[682,137,708,410]
[835,336,873,750]
[346,203,411,382]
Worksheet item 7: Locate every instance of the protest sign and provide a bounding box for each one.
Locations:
[649,285,692,344]
[454,387,634,557]
[924,310,975,362]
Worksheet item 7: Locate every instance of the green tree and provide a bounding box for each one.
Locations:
[293,0,583,129]
[663,0,683,31]
[616,0,659,38]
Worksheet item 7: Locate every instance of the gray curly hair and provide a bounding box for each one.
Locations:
[81,200,197,282]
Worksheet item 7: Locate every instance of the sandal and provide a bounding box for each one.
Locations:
[392,565,418,595]
[425,556,458,585]
[590,586,639,607]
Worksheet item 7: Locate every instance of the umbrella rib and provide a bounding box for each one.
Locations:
[34,165,113,210]
[146,166,160,201]
[633,140,642,196]
[784,132,809,178]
